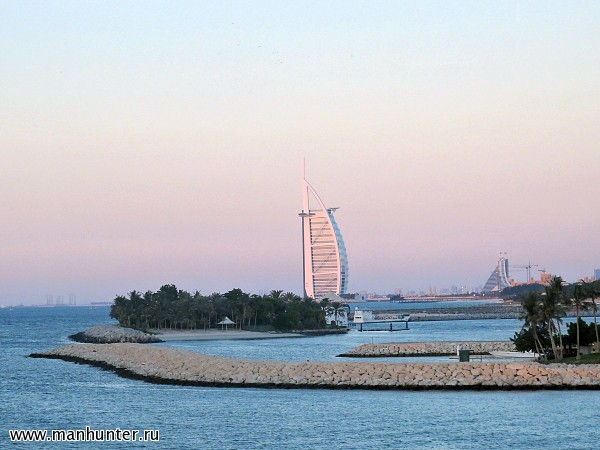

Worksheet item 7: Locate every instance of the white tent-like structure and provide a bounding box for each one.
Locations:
[217,317,235,331]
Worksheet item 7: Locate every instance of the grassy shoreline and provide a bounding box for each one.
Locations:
[547,354,600,365]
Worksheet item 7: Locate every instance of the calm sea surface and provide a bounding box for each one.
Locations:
[2,306,599,449]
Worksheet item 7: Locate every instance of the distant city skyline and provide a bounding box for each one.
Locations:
[1,1,600,305]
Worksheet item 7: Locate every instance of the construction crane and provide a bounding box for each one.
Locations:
[512,261,539,283]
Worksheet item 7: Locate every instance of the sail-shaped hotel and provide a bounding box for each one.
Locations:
[299,178,349,299]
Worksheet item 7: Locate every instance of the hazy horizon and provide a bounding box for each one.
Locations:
[2,1,599,305]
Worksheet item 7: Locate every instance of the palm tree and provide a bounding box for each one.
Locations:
[587,282,600,348]
[543,276,566,360]
[572,283,589,360]
[282,291,300,302]
[335,305,348,328]
[128,290,145,329]
[330,301,341,325]
[554,277,568,355]
[539,298,559,360]
[519,292,545,359]
[110,295,129,326]
[269,290,283,300]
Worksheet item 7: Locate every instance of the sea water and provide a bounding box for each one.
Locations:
[2,306,598,449]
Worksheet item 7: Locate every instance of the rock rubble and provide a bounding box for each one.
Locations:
[340,341,515,357]
[31,343,600,390]
[69,325,162,344]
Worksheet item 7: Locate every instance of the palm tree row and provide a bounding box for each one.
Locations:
[110,285,327,332]
[518,277,600,360]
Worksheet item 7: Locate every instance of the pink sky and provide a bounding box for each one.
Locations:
[1,2,599,304]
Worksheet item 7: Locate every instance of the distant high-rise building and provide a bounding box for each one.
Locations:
[595,269,600,281]
[483,255,511,292]
[299,177,349,300]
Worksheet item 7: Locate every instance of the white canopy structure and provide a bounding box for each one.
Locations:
[217,317,235,330]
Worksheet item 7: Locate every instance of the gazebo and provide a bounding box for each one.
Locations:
[217,317,235,331]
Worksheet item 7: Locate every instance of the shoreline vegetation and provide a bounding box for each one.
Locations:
[31,343,600,390]
[110,285,341,333]
[547,353,600,365]
[512,277,600,362]
[34,278,600,391]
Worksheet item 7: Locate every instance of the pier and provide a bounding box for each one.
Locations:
[352,308,410,331]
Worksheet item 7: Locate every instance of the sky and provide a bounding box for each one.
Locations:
[1,1,599,304]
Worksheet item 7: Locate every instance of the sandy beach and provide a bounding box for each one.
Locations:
[150,329,304,341]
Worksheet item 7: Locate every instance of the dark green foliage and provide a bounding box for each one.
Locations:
[110,285,326,332]
[500,283,545,299]
[564,319,597,347]
[515,277,600,360]
[552,353,600,364]
[503,279,600,300]
[511,328,536,353]
[561,279,600,300]
[511,324,551,353]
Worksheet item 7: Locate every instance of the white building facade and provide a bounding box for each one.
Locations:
[483,255,511,292]
[299,178,349,300]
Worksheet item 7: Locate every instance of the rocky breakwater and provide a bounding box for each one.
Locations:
[405,304,522,321]
[30,343,600,390]
[339,341,515,357]
[69,325,162,344]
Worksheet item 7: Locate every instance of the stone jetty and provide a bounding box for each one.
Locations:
[31,343,600,390]
[69,325,162,344]
[367,304,594,322]
[339,341,515,357]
